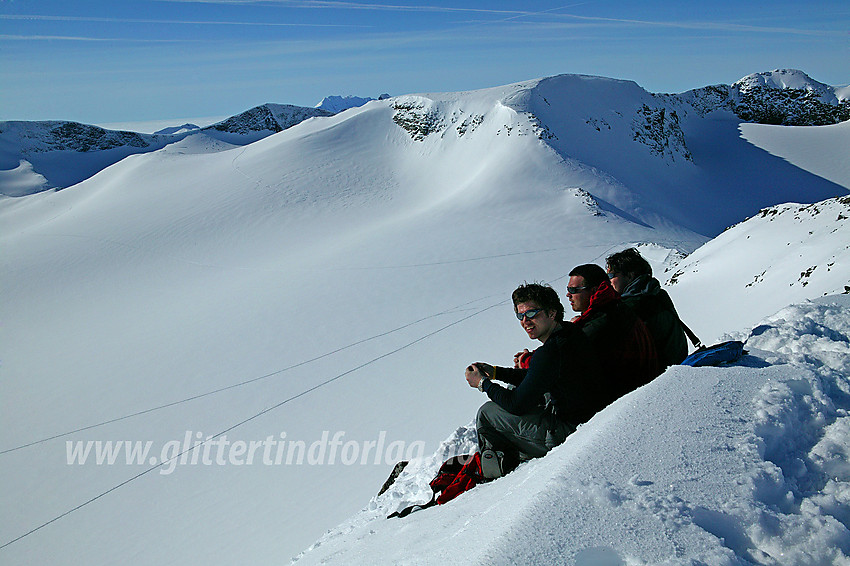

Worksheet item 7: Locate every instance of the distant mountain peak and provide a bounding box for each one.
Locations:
[315,95,388,114]
[679,69,849,126]
[154,123,200,136]
[733,69,831,95]
[203,103,333,140]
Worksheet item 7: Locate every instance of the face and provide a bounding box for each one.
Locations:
[515,301,558,343]
[606,266,626,293]
[567,275,593,313]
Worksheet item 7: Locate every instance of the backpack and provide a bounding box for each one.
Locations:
[674,317,746,367]
[388,453,484,518]
[680,340,746,367]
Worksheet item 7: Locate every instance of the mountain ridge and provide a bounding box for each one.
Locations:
[0,103,334,196]
[1,69,847,198]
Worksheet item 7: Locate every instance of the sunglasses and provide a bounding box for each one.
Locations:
[566,286,588,294]
[515,308,543,321]
[607,271,620,279]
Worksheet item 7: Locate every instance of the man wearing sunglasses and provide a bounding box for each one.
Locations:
[567,263,660,392]
[464,283,604,480]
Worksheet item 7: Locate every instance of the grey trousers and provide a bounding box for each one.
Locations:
[476,400,574,461]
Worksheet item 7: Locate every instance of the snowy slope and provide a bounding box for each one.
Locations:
[292,195,850,565]
[667,194,850,344]
[1,74,849,565]
[739,119,850,188]
[293,298,850,566]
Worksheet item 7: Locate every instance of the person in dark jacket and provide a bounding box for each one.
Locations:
[464,283,603,479]
[606,248,688,369]
[567,264,660,390]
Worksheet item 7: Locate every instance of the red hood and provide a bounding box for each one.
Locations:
[574,279,619,326]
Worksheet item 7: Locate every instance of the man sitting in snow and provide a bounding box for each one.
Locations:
[606,248,688,369]
[567,263,660,392]
[464,283,604,479]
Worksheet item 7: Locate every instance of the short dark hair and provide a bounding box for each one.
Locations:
[606,248,652,278]
[568,264,608,288]
[512,283,565,323]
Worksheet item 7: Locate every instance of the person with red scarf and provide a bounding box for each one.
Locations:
[567,264,660,394]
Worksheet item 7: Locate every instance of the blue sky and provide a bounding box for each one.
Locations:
[1,0,847,125]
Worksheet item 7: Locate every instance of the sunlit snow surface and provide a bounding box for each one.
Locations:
[295,298,850,565]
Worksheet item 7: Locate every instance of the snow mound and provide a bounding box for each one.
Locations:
[0,159,49,197]
[154,132,238,155]
[293,298,850,565]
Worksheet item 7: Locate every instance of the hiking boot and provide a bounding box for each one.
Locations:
[480,449,503,480]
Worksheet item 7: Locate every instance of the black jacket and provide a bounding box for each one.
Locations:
[620,275,688,368]
[572,281,660,391]
[482,323,607,426]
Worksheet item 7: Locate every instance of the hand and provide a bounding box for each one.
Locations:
[513,349,531,368]
[465,362,492,388]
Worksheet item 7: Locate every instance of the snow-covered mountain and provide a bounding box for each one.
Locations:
[201,102,333,143]
[2,69,846,220]
[730,69,850,125]
[315,94,390,113]
[153,123,200,136]
[680,69,848,124]
[0,121,174,196]
[1,71,848,565]
[452,71,846,235]
[0,103,333,196]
